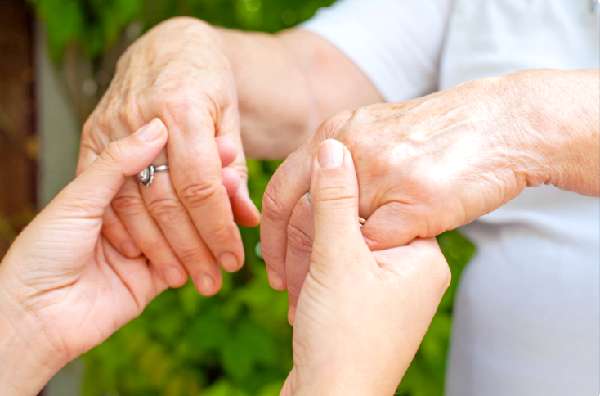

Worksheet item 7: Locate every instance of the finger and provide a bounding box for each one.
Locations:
[215,135,237,168]
[362,202,430,249]
[221,166,259,226]
[217,108,260,228]
[261,147,312,290]
[310,139,362,266]
[141,172,224,295]
[222,167,242,197]
[372,238,450,298]
[113,179,187,288]
[77,137,140,258]
[166,106,244,274]
[102,241,168,313]
[230,172,261,228]
[101,206,141,258]
[285,194,313,325]
[57,119,167,216]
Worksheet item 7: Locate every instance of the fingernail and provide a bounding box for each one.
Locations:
[220,252,240,272]
[268,271,285,291]
[121,241,141,258]
[318,139,344,169]
[198,274,215,295]
[163,266,186,287]
[136,119,164,142]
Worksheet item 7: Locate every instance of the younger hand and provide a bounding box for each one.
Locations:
[0,120,170,395]
[282,140,450,396]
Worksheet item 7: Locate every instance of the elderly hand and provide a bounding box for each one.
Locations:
[281,140,449,395]
[261,70,595,317]
[80,17,259,296]
[0,121,171,395]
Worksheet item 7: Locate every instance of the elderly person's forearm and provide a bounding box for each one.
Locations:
[506,69,599,195]
[218,25,382,159]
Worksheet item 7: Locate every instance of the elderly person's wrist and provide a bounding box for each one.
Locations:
[502,69,599,194]
[0,266,67,395]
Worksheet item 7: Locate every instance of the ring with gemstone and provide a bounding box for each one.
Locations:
[137,164,168,187]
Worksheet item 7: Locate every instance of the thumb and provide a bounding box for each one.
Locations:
[311,139,363,264]
[54,119,167,217]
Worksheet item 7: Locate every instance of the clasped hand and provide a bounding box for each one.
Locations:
[0,123,449,396]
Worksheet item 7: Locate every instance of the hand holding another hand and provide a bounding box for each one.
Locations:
[262,72,562,317]
[0,121,171,395]
[283,140,450,395]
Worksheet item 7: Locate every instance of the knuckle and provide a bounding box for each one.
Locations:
[117,99,141,130]
[349,106,372,124]
[209,222,235,246]
[139,238,168,257]
[161,92,193,118]
[159,90,218,125]
[179,180,220,208]
[147,197,182,224]
[317,110,353,138]
[286,222,313,254]
[177,246,206,264]
[316,184,355,204]
[262,188,287,224]
[112,194,145,215]
[99,142,123,167]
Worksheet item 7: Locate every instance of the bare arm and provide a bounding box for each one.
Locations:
[508,69,600,196]
[220,27,382,159]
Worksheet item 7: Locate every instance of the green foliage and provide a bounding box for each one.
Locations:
[28,1,476,395]
[29,0,336,60]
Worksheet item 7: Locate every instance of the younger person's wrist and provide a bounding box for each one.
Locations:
[283,366,395,396]
[0,267,66,395]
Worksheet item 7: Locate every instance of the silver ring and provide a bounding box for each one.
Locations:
[137,164,168,187]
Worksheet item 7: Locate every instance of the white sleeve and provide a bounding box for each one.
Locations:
[303,0,452,102]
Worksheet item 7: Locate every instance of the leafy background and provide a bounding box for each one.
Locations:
[28,0,475,395]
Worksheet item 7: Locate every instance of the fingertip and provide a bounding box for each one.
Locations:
[316,138,345,169]
[194,272,222,297]
[288,307,296,326]
[222,167,242,197]
[121,241,142,258]
[267,269,286,291]
[220,252,243,273]
[162,265,188,288]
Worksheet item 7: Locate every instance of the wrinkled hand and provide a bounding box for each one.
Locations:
[81,17,259,296]
[281,140,449,396]
[262,74,550,317]
[0,121,170,395]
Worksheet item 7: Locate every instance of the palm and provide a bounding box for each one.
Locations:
[10,215,166,361]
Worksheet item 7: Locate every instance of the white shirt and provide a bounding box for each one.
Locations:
[304,1,600,395]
